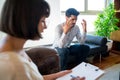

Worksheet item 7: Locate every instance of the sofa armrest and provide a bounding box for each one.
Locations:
[25,47,60,75]
[85,35,107,46]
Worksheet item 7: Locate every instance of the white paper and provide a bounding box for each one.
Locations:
[56,62,104,80]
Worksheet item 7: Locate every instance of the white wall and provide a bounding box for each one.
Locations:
[0,0,6,39]
[0,0,5,14]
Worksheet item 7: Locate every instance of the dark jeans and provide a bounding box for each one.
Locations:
[55,44,90,70]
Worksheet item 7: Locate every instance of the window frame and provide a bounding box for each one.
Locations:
[60,0,109,15]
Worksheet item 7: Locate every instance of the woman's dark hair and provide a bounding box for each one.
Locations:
[0,0,50,39]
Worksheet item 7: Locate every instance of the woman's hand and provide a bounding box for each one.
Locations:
[43,70,72,80]
[55,70,72,78]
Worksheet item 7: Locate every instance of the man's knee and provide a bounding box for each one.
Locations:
[55,47,69,56]
[81,45,90,56]
[74,44,90,51]
[82,45,90,51]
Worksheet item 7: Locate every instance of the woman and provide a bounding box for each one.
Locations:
[0,0,85,80]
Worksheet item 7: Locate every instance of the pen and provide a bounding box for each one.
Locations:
[70,75,77,78]
[119,72,120,80]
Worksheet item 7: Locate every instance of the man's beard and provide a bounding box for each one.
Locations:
[71,23,75,27]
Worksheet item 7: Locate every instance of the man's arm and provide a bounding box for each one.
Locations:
[81,19,87,33]
[53,24,70,48]
[76,19,87,44]
[63,17,73,34]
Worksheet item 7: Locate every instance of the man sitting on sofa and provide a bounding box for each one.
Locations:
[52,8,90,70]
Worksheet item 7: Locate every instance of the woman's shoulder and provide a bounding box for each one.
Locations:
[0,57,15,72]
[0,53,15,79]
[0,53,15,71]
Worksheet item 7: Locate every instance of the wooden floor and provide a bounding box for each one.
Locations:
[92,52,120,70]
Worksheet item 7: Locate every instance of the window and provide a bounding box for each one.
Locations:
[88,0,105,11]
[60,0,85,12]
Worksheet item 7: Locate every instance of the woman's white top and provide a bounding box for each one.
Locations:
[0,52,44,80]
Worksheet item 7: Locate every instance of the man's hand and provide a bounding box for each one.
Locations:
[63,17,74,34]
[81,19,87,33]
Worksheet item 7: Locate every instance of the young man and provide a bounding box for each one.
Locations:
[53,8,90,70]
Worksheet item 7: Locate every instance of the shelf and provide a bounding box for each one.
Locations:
[111,50,120,55]
[115,10,120,12]
[111,41,120,55]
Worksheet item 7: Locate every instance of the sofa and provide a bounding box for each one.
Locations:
[25,47,60,75]
[25,35,108,73]
[85,35,108,62]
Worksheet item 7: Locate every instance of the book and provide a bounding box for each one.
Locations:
[56,62,104,80]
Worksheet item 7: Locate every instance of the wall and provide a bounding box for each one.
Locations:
[0,0,6,39]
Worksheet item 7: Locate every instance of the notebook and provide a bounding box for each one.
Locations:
[56,62,104,80]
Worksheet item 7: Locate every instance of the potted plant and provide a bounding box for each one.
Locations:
[94,3,119,39]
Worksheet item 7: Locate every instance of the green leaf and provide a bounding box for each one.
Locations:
[94,3,119,39]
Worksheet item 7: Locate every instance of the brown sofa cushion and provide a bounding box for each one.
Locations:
[26,47,60,75]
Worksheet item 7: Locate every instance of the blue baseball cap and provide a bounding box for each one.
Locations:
[65,8,80,17]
